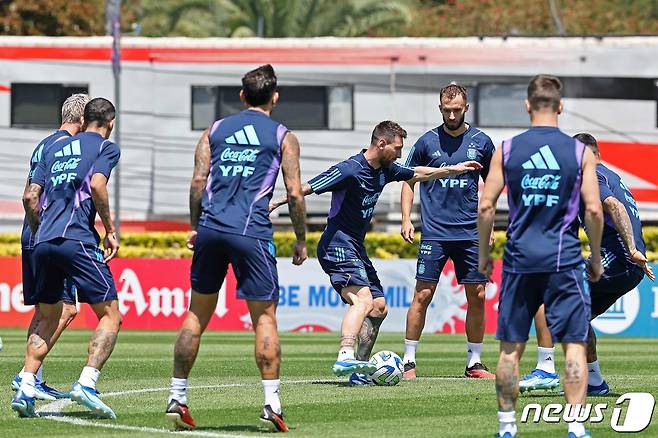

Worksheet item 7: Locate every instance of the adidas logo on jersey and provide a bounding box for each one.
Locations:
[54,139,82,157]
[521,145,560,170]
[225,125,261,146]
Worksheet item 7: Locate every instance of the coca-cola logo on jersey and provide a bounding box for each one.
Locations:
[521,174,561,190]
[220,148,259,163]
[51,158,81,173]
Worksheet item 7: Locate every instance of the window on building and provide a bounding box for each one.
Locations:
[11,83,89,129]
[191,85,353,131]
[477,83,528,128]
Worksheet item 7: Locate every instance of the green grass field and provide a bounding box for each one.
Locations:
[0,329,656,437]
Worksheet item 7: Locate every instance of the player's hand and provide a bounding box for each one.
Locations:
[478,254,493,280]
[453,160,483,175]
[588,256,604,283]
[630,249,656,281]
[292,240,308,266]
[400,219,415,243]
[103,231,119,263]
[186,230,197,250]
[268,200,278,213]
[489,229,496,246]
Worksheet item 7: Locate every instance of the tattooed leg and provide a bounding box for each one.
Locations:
[172,291,217,378]
[356,297,387,360]
[248,300,281,380]
[87,300,122,371]
[562,342,587,405]
[340,286,374,354]
[24,302,63,373]
[495,341,524,412]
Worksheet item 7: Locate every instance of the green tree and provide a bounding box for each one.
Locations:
[136,0,411,38]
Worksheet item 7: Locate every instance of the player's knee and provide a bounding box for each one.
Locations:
[61,303,78,324]
[466,285,486,304]
[414,288,434,307]
[371,300,388,318]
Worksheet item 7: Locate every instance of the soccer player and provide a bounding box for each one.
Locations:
[166,65,307,433]
[11,93,89,401]
[13,98,122,419]
[519,133,655,395]
[400,84,496,380]
[477,75,604,438]
[270,121,482,385]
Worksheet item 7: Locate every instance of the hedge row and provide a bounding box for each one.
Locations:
[1,228,658,260]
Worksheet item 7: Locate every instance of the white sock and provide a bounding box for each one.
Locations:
[403,339,419,364]
[19,372,37,398]
[169,377,188,405]
[19,367,29,380]
[498,411,517,437]
[36,365,44,383]
[262,379,282,414]
[337,347,355,361]
[568,420,586,436]
[588,360,603,386]
[78,366,101,389]
[466,342,483,368]
[536,347,556,374]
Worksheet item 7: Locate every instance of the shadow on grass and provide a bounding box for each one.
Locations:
[196,424,264,433]
[309,380,352,387]
[39,411,101,419]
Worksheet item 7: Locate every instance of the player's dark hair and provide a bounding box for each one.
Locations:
[573,132,599,155]
[370,120,407,145]
[84,97,115,128]
[527,74,562,112]
[440,83,467,102]
[242,64,277,107]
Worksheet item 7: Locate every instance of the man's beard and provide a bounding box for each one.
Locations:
[443,113,465,131]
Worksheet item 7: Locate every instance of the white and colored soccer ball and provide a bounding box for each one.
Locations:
[369,350,403,386]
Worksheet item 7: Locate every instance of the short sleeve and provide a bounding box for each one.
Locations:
[31,154,47,187]
[480,138,495,181]
[94,142,121,179]
[597,171,614,203]
[404,136,427,167]
[308,161,352,194]
[387,162,415,183]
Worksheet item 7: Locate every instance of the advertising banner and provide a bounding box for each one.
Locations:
[1,257,656,336]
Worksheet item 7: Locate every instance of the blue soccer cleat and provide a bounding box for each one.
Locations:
[567,429,592,438]
[11,375,61,401]
[348,372,373,386]
[519,368,560,393]
[11,388,37,418]
[332,358,377,377]
[70,381,116,419]
[494,433,515,438]
[587,381,609,395]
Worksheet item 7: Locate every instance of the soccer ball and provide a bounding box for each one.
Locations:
[369,350,403,386]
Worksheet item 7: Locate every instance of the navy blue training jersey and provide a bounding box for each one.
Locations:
[591,163,646,261]
[405,125,494,240]
[309,151,415,245]
[502,127,585,273]
[200,109,288,240]
[32,132,120,245]
[21,130,71,249]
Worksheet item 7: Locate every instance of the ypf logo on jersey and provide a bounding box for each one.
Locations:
[520,393,655,432]
[50,140,82,187]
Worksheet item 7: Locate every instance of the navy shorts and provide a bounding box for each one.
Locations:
[589,257,644,318]
[191,226,279,301]
[416,239,487,284]
[32,238,117,305]
[497,265,591,343]
[317,241,384,304]
[22,248,76,305]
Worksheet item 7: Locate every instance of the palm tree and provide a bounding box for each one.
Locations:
[135,0,411,38]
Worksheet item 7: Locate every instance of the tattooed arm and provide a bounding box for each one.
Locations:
[22,183,43,234]
[186,129,211,250]
[91,173,119,262]
[279,132,308,265]
[603,196,635,253]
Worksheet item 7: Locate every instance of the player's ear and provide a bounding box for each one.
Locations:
[81,116,87,131]
[239,89,246,104]
[524,99,532,114]
[557,100,564,114]
[464,103,469,114]
[271,91,279,107]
